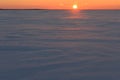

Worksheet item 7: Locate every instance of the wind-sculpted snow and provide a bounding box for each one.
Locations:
[0,10,120,80]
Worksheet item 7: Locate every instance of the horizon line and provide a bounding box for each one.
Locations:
[0,8,120,10]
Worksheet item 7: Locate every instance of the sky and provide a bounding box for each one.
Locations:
[0,0,120,9]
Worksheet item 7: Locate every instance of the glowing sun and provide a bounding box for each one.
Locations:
[73,4,78,9]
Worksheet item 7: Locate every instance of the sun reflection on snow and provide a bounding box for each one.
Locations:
[63,10,88,20]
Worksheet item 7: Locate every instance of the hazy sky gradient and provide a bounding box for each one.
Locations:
[0,0,120,9]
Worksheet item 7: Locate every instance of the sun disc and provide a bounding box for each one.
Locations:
[73,4,78,9]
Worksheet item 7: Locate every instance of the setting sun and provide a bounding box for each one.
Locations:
[73,4,78,9]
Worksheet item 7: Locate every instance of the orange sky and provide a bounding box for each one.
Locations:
[0,0,120,9]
